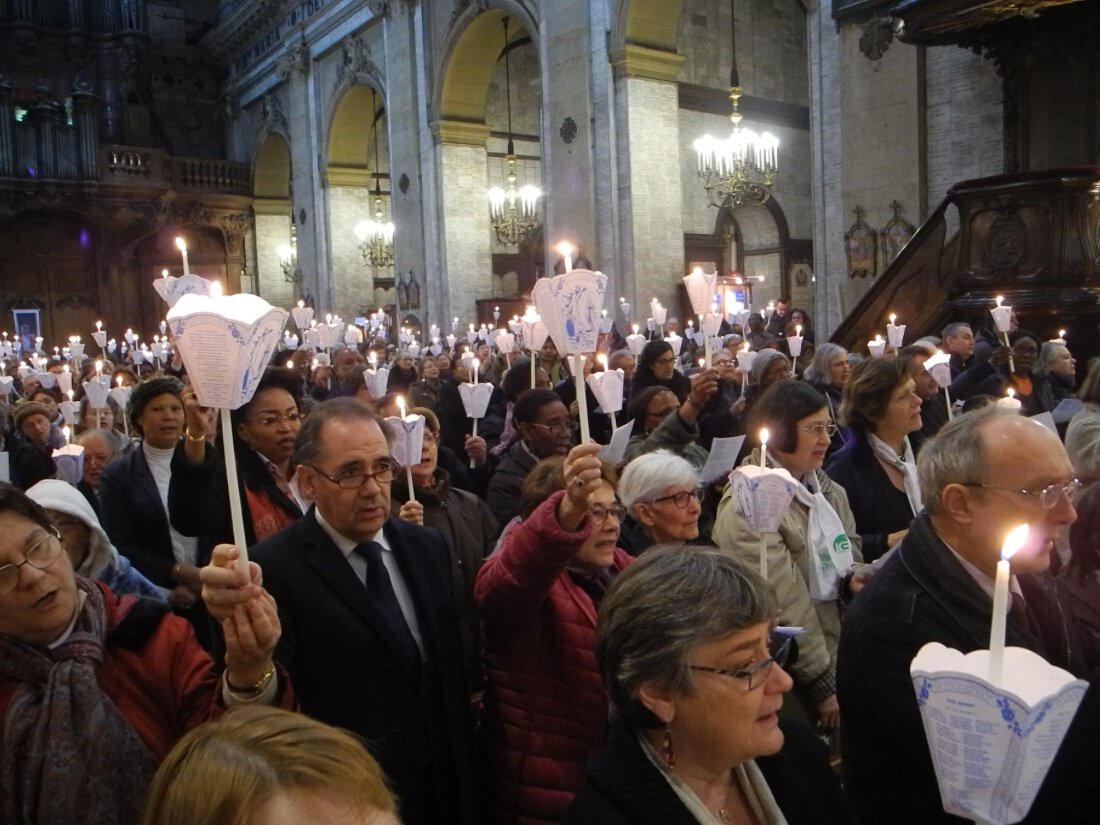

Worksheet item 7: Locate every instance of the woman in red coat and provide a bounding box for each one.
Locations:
[475,442,632,825]
[0,483,290,824]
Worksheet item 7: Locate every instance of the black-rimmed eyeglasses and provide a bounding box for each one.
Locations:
[689,633,793,691]
[650,488,704,509]
[307,459,398,489]
[960,479,1081,510]
[0,528,63,595]
[589,503,627,524]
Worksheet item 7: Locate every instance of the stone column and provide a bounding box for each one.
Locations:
[28,84,60,180]
[538,0,599,270]
[610,45,687,315]
[0,75,15,177]
[70,79,99,180]
[432,119,493,324]
[384,2,430,330]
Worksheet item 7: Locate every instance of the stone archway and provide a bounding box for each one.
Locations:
[433,5,541,325]
[326,83,389,315]
[612,0,688,53]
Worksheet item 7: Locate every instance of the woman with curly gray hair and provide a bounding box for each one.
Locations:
[562,545,853,825]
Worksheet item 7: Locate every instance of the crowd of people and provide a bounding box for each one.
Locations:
[0,297,1097,825]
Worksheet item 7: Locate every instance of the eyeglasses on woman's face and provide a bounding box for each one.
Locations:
[0,528,63,595]
[689,632,794,691]
[800,422,838,438]
[650,488,704,509]
[588,502,627,525]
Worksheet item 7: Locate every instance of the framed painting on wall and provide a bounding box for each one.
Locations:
[12,307,40,354]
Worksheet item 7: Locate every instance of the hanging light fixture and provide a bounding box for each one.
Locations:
[355,89,396,268]
[693,1,779,210]
[487,17,541,248]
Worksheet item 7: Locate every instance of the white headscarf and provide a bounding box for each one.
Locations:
[25,479,120,581]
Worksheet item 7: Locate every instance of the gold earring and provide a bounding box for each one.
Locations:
[662,724,675,769]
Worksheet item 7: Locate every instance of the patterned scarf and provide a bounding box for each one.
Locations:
[1,579,154,825]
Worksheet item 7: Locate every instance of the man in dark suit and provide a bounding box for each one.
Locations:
[249,398,478,825]
[838,408,1098,824]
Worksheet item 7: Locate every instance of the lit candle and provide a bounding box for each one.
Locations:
[63,425,70,446]
[759,428,769,468]
[95,360,102,377]
[116,376,123,388]
[397,395,407,419]
[96,320,102,331]
[557,241,574,273]
[175,237,189,277]
[988,524,1029,685]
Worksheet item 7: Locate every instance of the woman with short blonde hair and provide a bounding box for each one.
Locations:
[143,706,398,825]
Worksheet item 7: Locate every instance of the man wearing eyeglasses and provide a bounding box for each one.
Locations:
[243,398,479,825]
[837,407,1098,824]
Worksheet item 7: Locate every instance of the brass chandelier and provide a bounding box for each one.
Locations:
[487,17,541,247]
[692,2,779,209]
[355,88,395,268]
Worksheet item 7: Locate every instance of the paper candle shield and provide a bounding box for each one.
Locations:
[290,305,314,332]
[458,382,494,420]
[886,323,907,348]
[868,338,887,359]
[57,370,73,395]
[0,376,12,396]
[531,269,608,356]
[82,380,110,409]
[664,333,683,356]
[92,331,107,349]
[625,332,646,356]
[729,465,798,533]
[911,642,1087,825]
[701,311,723,339]
[521,319,547,354]
[586,369,625,415]
[991,304,1013,333]
[494,332,516,354]
[683,268,719,316]
[737,349,757,373]
[786,336,804,358]
[36,372,57,390]
[59,400,80,426]
[925,351,952,389]
[362,367,390,398]
[69,342,85,362]
[167,294,289,410]
[153,273,215,308]
[108,385,131,411]
[315,324,336,350]
[52,444,85,485]
[383,414,426,469]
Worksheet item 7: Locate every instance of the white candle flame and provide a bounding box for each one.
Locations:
[1001,523,1029,561]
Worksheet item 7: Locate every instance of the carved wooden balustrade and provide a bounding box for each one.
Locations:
[831,167,1100,363]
